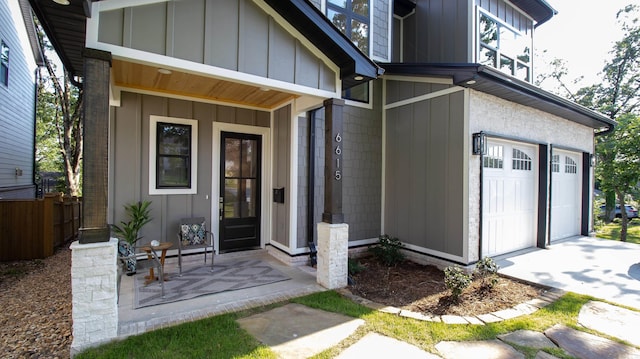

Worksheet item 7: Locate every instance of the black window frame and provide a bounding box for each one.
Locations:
[156,122,192,189]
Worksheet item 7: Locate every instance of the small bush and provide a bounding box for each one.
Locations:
[444,266,472,300]
[348,258,365,276]
[474,257,499,289]
[369,234,405,266]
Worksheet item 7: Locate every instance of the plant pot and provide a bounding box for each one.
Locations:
[118,241,137,275]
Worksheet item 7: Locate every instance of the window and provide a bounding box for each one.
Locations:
[478,12,531,82]
[149,116,198,195]
[551,154,560,173]
[327,0,371,102]
[512,149,532,171]
[483,145,504,169]
[565,157,577,174]
[0,41,8,86]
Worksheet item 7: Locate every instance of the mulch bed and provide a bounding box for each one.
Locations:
[349,256,544,316]
[0,247,72,359]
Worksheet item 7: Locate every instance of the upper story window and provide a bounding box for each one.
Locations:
[477,12,532,82]
[327,0,371,103]
[0,41,9,86]
[327,0,370,54]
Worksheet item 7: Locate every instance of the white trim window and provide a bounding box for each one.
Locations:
[149,115,198,195]
[477,10,532,82]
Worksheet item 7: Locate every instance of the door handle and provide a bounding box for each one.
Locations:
[219,197,223,220]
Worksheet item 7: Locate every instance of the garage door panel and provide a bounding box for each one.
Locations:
[482,140,537,256]
[550,151,581,241]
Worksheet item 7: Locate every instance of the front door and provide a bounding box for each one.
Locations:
[219,132,261,252]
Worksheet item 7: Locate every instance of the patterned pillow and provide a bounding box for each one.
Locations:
[118,241,136,274]
[181,220,207,246]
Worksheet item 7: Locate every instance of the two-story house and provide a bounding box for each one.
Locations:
[0,0,43,199]
[28,0,613,351]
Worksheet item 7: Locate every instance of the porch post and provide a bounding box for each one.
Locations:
[70,48,118,354]
[317,98,348,289]
[79,48,111,244]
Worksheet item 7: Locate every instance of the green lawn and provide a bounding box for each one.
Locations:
[595,219,640,244]
[77,291,610,359]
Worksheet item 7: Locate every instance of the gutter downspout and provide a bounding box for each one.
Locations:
[478,136,484,262]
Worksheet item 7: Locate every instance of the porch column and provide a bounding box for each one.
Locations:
[71,48,118,354]
[79,48,111,244]
[317,98,348,289]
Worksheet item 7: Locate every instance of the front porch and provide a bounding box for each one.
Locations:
[117,249,323,337]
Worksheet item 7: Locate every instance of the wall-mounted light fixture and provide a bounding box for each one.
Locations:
[52,0,70,5]
[472,132,487,155]
[590,153,596,167]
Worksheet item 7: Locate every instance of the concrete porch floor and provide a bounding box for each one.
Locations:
[117,249,324,338]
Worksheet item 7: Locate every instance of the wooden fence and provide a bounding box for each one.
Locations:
[0,194,81,261]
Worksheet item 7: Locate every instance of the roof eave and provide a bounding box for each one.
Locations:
[380,63,614,132]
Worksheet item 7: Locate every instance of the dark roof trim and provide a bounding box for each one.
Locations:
[262,0,384,90]
[381,63,615,132]
[18,0,44,67]
[28,0,88,78]
[510,0,557,27]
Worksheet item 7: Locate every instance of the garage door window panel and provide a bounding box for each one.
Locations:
[483,145,504,169]
[565,157,577,174]
[512,149,532,171]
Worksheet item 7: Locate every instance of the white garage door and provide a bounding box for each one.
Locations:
[482,140,537,256]
[550,150,582,241]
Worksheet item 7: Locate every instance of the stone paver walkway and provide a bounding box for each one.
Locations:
[240,297,640,358]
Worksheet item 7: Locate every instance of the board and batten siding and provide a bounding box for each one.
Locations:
[400,0,472,63]
[0,0,36,199]
[271,105,291,248]
[98,0,336,92]
[109,91,269,247]
[384,80,466,258]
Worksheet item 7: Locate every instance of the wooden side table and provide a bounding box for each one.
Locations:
[140,242,173,285]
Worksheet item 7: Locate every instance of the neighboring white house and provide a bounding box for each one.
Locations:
[0,0,43,199]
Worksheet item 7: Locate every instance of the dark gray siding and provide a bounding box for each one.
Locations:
[271,105,291,247]
[401,0,472,63]
[384,81,465,256]
[98,0,336,92]
[110,92,269,246]
[0,0,35,199]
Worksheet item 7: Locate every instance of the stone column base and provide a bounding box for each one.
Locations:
[70,238,118,356]
[317,222,349,289]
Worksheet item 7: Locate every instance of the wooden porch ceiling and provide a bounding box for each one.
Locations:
[111,60,298,109]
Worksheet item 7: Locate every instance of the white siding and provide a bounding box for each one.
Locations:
[0,0,37,198]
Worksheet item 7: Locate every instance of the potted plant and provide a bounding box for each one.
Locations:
[113,200,152,274]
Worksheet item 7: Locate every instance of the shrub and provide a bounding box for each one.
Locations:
[348,258,365,276]
[474,257,500,289]
[444,266,472,300]
[369,234,405,266]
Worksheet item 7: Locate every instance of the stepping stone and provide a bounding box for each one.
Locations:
[237,303,364,359]
[578,301,640,347]
[436,340,525,359]
[337,332,440,358]
[498,330,557,349]
[545,324,640,359]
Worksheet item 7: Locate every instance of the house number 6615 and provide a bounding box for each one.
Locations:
[335,132,342,181]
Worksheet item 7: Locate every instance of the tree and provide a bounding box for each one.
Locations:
[579,5,640,241]
[35,22,83,196]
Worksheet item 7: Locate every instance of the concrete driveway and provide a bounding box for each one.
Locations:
[495,236,640,310]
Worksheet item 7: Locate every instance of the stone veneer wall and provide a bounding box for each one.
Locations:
[466,90,594,262]
[70,238,119,355]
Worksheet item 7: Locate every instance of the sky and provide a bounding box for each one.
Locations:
[534,0,632,93]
